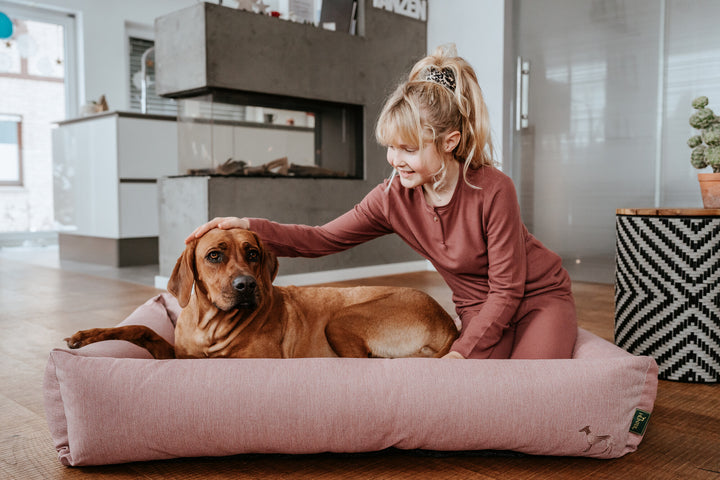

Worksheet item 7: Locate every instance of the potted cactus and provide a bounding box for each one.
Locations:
[688,96,720,208]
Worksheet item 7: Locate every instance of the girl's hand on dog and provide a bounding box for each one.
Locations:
[186,217,250,243]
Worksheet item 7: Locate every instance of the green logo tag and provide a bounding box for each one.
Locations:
[630,409,651,435]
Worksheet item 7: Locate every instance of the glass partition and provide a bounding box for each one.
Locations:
[512,0,720,283]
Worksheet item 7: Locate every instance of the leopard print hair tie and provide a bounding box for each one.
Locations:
[423,66,456,92]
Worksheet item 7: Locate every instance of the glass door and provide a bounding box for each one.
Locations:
[511,0,720,283]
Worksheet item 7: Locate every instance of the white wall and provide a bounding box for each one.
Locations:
[427,0,506,165]
[5,0,197,116]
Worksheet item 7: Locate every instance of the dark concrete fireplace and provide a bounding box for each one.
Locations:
[154,1,427,279]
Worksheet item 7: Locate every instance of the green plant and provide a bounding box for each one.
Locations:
[688,96,720,173]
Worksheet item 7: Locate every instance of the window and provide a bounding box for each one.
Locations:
[128,37,176,115]
[0,114,22,186]
[0,1,76,234]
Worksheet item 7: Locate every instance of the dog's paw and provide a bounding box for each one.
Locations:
[64,329,99,349]
[64,334,83,349]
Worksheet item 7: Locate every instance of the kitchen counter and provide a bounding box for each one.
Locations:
[52,111,179,266]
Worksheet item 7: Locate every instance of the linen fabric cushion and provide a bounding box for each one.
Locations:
[43,293,658,466]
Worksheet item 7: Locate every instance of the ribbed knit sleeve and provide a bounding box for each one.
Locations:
[247,183,393,258]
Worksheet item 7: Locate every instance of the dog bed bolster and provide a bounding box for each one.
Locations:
[43,294,658,466]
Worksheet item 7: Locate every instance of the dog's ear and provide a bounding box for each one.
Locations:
[250,231,278,282]
[167,240,196,308]
[265,249,279,282]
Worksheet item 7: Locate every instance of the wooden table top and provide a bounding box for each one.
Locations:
[617,208,720,216]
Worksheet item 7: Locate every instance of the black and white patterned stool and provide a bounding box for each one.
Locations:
[614,209,720,383]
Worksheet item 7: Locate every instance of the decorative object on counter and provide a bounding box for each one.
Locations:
[236,0,269,14]
[187,157,347,178]
[688,96,720,208]
[236,0,318,25]
[80,95,109,116]
[289,0,316,24]
[255,0,269,14]
[236,0,254,12]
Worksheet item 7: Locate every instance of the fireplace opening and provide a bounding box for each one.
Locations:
[176,90,363,179]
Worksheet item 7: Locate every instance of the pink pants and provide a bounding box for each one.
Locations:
[467,292,578,360]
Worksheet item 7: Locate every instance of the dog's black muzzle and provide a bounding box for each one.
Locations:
[232,275,258,309]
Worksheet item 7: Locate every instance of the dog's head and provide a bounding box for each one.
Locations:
[167,228,279,311]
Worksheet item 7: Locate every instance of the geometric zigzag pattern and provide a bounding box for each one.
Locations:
[614,215,720,383]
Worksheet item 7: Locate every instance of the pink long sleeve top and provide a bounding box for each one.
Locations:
[247,165,572,358]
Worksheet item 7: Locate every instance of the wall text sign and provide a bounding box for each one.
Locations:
[373,0,427,21]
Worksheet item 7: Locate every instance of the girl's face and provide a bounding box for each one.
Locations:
[386,140,444,189]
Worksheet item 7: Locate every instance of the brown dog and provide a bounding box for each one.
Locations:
[65,228,459,359]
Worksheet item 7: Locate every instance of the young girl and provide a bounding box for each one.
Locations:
[186,45,578,360]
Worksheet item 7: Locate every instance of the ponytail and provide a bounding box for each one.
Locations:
[376,44,496,188]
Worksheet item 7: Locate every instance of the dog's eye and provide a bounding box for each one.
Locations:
[247,250,260,262]
[206,251,223,263]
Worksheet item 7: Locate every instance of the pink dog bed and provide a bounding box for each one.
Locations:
[43,294,658,466]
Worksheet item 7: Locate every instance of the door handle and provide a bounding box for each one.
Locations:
[516,57,530,130]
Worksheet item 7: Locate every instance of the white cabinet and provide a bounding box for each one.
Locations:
[52,111,178,265]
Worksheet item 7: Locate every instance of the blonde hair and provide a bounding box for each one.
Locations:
[375,44,496,188]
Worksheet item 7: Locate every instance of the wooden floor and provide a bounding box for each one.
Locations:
[1,256,718,479]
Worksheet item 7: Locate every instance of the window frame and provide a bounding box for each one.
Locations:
[0,0,80,119]
[0,113,23,187]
